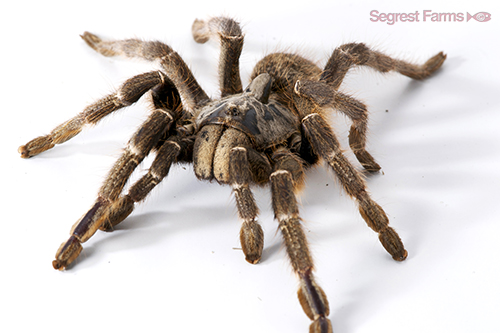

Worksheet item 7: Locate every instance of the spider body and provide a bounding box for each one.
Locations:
[19,17,445,333]
[193,75,301,184]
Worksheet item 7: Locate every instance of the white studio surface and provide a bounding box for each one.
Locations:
[2,1,499,332]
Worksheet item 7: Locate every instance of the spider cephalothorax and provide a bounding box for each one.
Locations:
[19,17,445,333]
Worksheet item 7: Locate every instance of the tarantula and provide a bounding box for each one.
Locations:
[19,17,445,333]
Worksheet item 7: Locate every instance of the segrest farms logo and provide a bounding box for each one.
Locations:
[370,10,491,25]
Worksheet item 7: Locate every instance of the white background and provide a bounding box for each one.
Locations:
[2,1,499,332]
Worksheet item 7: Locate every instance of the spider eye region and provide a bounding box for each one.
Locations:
[198,98,262,136]
[225,105,241,117]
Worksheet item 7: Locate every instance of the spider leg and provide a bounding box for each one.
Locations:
[53,109,173,270]
[228,146,272,264]
[295,45,446,172]
[320,43,446,90]
[270,148,332,333]
[81,32,210,109]
[192,16,244,97]
[294,81,380,172]
[99,135,188,231]
[19,71,167,158]
[52,82,182,270]
[302,113,407,261]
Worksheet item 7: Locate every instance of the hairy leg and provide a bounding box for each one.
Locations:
[99,136,187,231]
[229,147,264,264]
[270,148,332,333]
[19,71,167,158]
[192,16,244,97]
[52,80,183,270]
[321,43,446,90]
[81,32,210,109]
[53,107,174,270]
[295,44,445,172]
[294,81,380,171]
[302,113,407,261]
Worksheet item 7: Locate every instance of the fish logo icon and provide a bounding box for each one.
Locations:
[467,12,491,22]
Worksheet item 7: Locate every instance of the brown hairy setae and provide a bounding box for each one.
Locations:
[19,17,446,333]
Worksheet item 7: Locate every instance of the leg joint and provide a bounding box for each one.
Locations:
[338,42,371,65]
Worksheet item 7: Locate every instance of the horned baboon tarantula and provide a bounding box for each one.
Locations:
[19,16,446,333]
